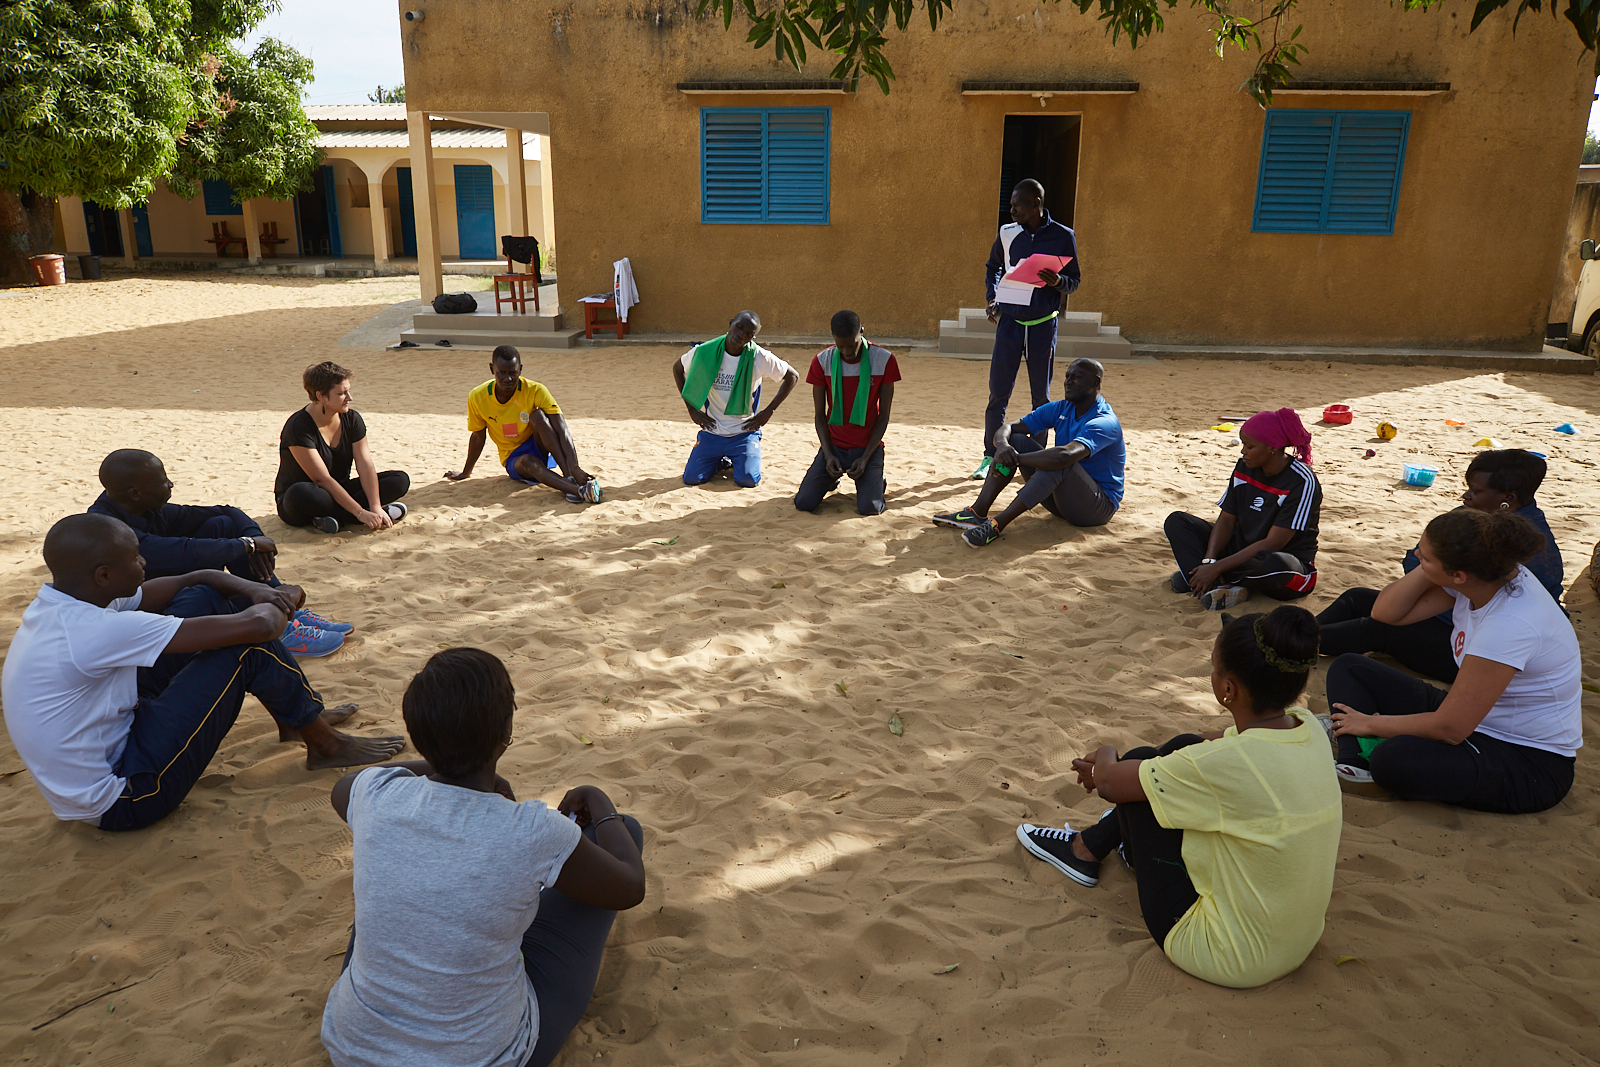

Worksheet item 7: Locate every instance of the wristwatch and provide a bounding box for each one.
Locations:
[240,536,256,554]
[1201,558,1217,565]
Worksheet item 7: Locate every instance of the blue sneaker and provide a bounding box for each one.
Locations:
[282,619,344,658]
[295,608,353,634]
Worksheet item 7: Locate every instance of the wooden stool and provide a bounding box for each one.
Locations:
[494,271,538,314]
[582,297,630,339]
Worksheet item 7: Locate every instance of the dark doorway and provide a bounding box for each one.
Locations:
[996,115,1081,229]
[82,202,123,257]
[295,167,334,257]
[397,167,418,257]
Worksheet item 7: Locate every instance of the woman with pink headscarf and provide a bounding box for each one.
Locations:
[1165,408,1322,610]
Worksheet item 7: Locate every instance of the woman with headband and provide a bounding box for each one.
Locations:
[1165,407,1322,611]
[1016,606,1341,988]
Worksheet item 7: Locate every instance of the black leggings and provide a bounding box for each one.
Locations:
[276,471,410,528]
[1317,587,1458,682]
[1325,654,1574,813]
[1164,511,1314,600]
[340,814,644,1067]
[1079,734,1204,947]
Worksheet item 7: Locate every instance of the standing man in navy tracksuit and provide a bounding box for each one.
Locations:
[975,179,1081,479]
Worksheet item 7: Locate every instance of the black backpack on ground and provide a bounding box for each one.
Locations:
[432,292,478,314]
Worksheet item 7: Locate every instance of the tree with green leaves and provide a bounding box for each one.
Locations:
[698,0,1598,101]
[168,38,321,207]
[0,1,319,286]
[369,84,406,103]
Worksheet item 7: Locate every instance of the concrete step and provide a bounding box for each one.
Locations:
[398,327,583,350]
[412,308,566,333]
[1061,330,1135,361]
[938,330,998,355]
[950,308,1106,337]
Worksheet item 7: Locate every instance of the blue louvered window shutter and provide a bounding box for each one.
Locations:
[1252,110,1409,235]
[702,108,830,224]
[202,179,243,216]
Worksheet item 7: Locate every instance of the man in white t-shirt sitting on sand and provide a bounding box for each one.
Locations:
[0,514,405,831]
[671,310,800,488]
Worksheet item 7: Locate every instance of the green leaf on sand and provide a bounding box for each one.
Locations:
[1583,683,1598,693]
[577,734,593,745]
[1335,956,1365,966]
[651,536,680,546]
[835,680,848,695]
[889,713,904,737]
[934,964,958,974]
[772,581,786,588]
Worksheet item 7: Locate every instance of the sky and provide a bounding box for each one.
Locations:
[247,0,405,105]
[250,1,1600,130]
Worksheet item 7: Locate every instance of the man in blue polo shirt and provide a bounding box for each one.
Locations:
[933,358,1124,548]
[975,178,1081,479]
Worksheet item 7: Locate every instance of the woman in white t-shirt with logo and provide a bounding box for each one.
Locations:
[1327,509,1579,812]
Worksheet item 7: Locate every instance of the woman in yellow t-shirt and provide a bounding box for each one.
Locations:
[1017,606,1342,988]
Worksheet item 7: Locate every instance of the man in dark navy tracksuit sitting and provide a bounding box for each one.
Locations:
[976,179,1081,479]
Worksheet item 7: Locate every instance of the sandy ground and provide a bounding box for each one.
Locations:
[1,274,1598,1067]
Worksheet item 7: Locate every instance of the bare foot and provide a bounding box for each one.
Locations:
[295,716,406,770]
[279,702,360,741]
[304,729,407,771]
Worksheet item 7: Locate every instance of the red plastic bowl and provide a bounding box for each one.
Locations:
[1322,404,1353,425]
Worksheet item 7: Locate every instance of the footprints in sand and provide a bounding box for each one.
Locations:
[762,763,829,798]
[857,758,996,816]
[1098,946,1184,1019]
[948,757,997,797]
[652,778,699,825]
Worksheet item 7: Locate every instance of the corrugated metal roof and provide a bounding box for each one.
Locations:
[305,104,409,121]
[316,130,540,158]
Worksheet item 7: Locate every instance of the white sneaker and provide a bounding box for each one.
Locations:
[1335,763,1373,784]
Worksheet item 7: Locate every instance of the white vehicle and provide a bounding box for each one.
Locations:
[1570,238,1600,357]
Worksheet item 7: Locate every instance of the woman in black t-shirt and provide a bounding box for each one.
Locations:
[276,361,411,533]
[1164,407,1322,610]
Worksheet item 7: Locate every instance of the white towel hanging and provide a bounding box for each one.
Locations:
[613,257,639,323]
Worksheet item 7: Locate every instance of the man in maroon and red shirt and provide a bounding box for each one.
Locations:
[794,310,901,515]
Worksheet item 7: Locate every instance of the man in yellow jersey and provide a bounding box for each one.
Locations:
[445,346,602,503]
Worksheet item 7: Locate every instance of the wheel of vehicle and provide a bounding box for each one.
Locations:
[1585,321,1600,361]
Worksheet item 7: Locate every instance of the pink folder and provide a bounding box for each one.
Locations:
[1002,254,1074,286]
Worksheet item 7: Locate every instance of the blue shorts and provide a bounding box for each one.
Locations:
[506,435,558,483]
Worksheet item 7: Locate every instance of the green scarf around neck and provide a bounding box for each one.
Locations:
[681,334,756,416]
[828,340,872,426]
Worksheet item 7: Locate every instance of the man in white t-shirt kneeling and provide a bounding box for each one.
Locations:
[0,514,406,832]
[671,310,800,488]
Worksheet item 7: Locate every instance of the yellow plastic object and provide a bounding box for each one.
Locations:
[1212,422,1236,432]
[1445,420,1466,426]
[1473,437,1502,448]
[1375,422,1398,439]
